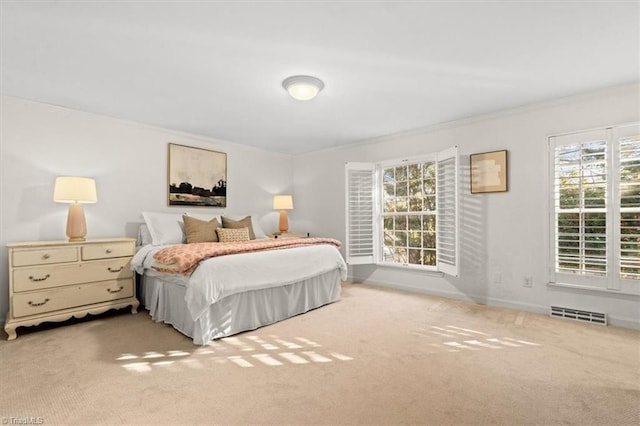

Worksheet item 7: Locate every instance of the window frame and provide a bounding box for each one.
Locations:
[548,123,640,296]
[377,154,439,272]
[345,147,459,277]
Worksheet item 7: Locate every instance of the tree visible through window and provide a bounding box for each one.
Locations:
[381,161,437,266]
[555,140,607,276]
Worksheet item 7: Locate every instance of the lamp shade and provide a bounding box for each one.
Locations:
[273,195,293,210]
[54,177,97,204]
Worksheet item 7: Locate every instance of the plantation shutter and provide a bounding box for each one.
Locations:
[436,146,459,276]
[549,129,609,288]
[345,162,375,265]
[614,123,640,293]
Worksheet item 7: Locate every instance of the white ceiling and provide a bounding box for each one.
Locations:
[1,1,638,154]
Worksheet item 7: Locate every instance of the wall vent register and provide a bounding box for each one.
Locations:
[550,305,607,325]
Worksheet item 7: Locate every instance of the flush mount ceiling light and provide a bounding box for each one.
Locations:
[282,75,324,101]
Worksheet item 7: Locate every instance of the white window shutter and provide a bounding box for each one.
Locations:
[345,162,375,265]
[611,123,640,292]
[436,146,459,276]
[549,129,609,288]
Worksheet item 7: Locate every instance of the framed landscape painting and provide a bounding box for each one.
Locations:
[168,143,227,207]
[470,149,508,194]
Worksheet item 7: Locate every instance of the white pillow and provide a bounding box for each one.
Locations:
[137,224,154,247]
[224,214,267,239]
[141,212,186,245]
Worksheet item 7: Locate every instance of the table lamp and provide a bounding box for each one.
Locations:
[273,195,293,233]
[54,176,97,241]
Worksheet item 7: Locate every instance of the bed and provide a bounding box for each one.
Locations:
[131,212,347,345]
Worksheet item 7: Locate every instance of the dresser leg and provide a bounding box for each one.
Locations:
[131,299,139,314]
[5,325,17,341]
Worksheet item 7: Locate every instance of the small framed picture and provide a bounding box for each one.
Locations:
[470,150,508,194]
[167,143,227,207]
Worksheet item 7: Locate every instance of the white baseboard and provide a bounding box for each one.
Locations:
[347,276,639,330]
[604,315,640,330]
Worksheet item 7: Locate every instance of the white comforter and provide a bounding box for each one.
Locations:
[132,243,347,321]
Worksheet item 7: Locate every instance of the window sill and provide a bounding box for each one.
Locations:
[375,262,444,276]
[547,281,640,297]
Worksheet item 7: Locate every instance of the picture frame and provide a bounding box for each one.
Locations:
[167,143,227,207]
[470,149,508,194]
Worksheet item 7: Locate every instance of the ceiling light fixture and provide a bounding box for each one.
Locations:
[282,75,324,101]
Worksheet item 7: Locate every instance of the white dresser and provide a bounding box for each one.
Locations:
[5,238,139,340]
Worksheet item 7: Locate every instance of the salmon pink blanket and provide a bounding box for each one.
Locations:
[153,238,342,274]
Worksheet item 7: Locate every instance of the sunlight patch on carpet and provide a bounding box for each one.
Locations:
[117,333,353,373]
[413,325,541,353]
[279,352,309,364]
[117,353,138,360]
[252,353,284,366]
[168,350,190,357]
[447,325,489,336]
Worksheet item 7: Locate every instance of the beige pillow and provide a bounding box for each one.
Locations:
[216,227,250,242]
[182,215,220,243]
[221,216,255,240]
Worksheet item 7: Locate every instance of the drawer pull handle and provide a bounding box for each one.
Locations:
[107,266,124,273]
[42,254,50,260]
[106,249,113,254]
[29,274,50,282]
[28,298,50,307]
[107,286,124,294]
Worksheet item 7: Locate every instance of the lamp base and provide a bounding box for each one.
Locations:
[66,203,88,242]
[278,210,289,233]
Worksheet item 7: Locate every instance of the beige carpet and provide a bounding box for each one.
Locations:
[1,283,639,425]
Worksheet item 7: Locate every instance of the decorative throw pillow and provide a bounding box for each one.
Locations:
[221,216,256,240]
[223,214,267,239]
[182,215,220,243]
[216,227,250,242]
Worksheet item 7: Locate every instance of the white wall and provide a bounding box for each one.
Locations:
[0,96,293,322]
[2,86,639,330]
[293,84,640,328]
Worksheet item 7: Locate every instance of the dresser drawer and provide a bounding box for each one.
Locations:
[12,278,134,318]
[12,247,78,267]
[82,242,134,260]
[13,259,133,292]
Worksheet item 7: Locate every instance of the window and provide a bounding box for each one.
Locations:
[381,159,437,266]
[549,123,640,294]
[345,147,458,276]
